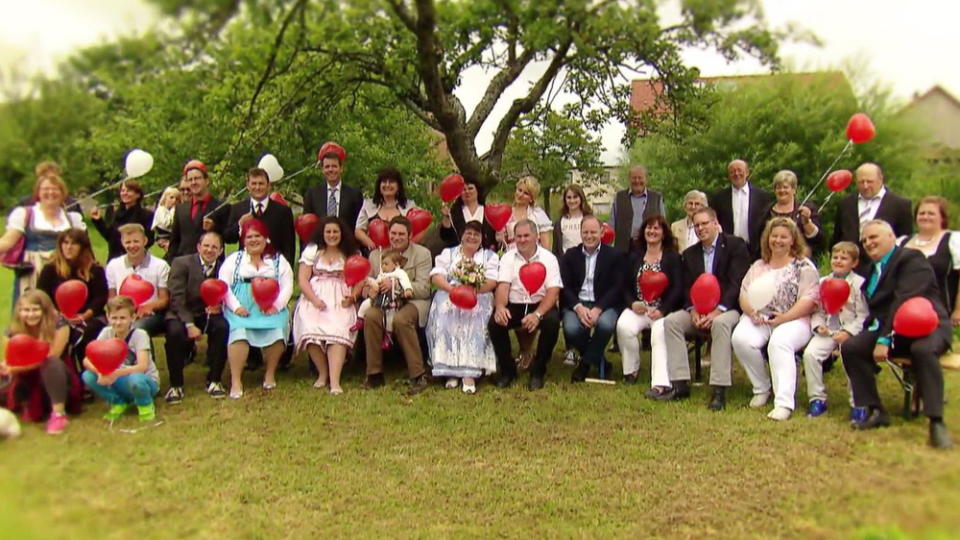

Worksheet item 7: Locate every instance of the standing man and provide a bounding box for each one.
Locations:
[841,220,952,448]
[362,216,432,395]
[168,160,228,261]
[224,168,295,266]
[163,231,229,403]
[303,151,364,233]
[657,208,750,410]
[609,165,666,251]
[831,162,913,275]
[489,219,563,390]
[709,159,773,257]
[560,216,625,381]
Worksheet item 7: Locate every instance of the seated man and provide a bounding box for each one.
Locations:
[841,220,953,449]
[559,215,625,381]
[362,216,432,395]
[489,219,563,390]
[657,208,750,410]
[105,223,170,336]
[163,231,229,403]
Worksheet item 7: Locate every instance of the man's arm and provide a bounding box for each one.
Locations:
[558,252,579,309]
[409,247,432,300]
[167,258,194,325]
[595,251,625,311]
[222,205,242,245]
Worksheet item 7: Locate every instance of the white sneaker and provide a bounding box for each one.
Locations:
[462,382,476,394]
[206,382,226,399]
[767,406,792,421]
[749,392,771,408]
[445,378,459,389]
[562,349,578,366]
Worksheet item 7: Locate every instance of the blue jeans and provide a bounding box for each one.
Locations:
[562,305,618,366]
[81,370,159,407]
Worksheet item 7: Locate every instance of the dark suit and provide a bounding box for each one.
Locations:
[91,203,155,260]
[831,189,913,275]
[623,248,684,315]
[841,247,951,418]
[680,234,750,312]
[559,244,625,367]
[302,181,363,232]
[709,182,773,258]
[167,196,229,261]
[163,254,228,387]
[223,198,296,267]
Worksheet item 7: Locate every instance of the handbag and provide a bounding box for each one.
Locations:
[2,206,33,273]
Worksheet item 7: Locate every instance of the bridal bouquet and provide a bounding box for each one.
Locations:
[451,257,486,289]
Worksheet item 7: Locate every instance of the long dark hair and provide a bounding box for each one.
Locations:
[372,167,408,207]
[451,176,486,213]
[309,216,360,257]
[632,214,676,253]
[52,229,97,281]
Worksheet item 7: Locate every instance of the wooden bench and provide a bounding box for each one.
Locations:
[885,353,960,419]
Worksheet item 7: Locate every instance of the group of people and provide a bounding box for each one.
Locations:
[1,154,956,449]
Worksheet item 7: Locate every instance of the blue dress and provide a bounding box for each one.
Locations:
[222,251,291,347]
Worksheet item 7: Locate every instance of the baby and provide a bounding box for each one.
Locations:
[352,249,413,348]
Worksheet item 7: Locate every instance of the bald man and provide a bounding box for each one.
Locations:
[609,165,666,251]
[708,159,773,258]
[831,162,913,275]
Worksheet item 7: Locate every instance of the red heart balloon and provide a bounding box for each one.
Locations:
[269,192,288,206]
[484,204,512,232]
[199,278,228,307]
[344,255,371,286]
[819,278,850,315]
[439,174,465,203]
[55,279,88,318]
[638,271,669,303]
[407,208,434,237]
[4,335,50,368]
[251,277,280,312]
[846,112,876,144]
[86,338,128,376]
[601,223,615,245]
[449,285,478,310]
[368,220,390,248]
[893,296,939,338]
[518,262,547,296]
[826,169,853,193]
[690,273,721,315]
[317,142,347,163]
[118,274,154,307]
[295,214,319,243]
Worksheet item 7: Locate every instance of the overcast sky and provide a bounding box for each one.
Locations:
[2,0,957,163]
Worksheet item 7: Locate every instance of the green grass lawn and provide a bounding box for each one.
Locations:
[2,222,960,538]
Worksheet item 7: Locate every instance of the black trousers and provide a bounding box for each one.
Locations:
[488,303,560,379]
[842,321,951,418]
[164,314,228,387]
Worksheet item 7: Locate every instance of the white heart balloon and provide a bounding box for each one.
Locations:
[746,271,777,312]
[258,153,280,171]
[125,149,154,179]
[267,164,284,183]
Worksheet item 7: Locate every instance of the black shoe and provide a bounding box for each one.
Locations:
[707,386,726,411]
[853,407,890,430]
[623,373,638,385]
[528,375,545,391]
[406,375,429,396]
[929,421,954,449]
[571,362,590,383]
[495,374,515,388]
[653,381,690,402]
[361,373,385,390]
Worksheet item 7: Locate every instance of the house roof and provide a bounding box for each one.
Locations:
[902,85,960,112]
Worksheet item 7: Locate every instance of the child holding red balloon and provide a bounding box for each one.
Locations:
[801,241,869,418]
[353,249,413,347]
[2,290,76,434]
[81,295,160,421]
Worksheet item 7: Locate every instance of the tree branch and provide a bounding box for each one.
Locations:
[465,47,536,138]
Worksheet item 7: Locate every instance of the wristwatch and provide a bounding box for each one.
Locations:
[534,311,543,321]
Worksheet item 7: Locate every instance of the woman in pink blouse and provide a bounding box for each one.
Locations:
[732,217,819,421]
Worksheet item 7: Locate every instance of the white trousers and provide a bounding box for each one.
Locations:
[616,310,669,387]
[732,315,812,410]
[801,334,855,405]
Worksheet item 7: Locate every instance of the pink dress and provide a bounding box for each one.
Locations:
[292,245,357,351]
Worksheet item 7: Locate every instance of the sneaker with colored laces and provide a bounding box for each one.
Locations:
[206,382,227,399]
[103,403,130,421]
[45,413,68,435]
[850,407,868,424]
[138,403,156,422]
[164,387,184,404]
[806,399,828,418]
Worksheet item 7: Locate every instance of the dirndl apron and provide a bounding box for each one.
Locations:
[223,252,290,347]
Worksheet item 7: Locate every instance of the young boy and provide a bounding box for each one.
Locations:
[801,241,869,418]
[81,296,160,421]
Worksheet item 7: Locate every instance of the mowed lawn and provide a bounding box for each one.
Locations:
[1,224,959,538]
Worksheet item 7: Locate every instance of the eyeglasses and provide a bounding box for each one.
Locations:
[693,221,714,229]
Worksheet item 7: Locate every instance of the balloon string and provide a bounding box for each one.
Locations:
[799,139,853,207]
[77,178,128,205]
[821,191,837,209]
[204,161,318,219]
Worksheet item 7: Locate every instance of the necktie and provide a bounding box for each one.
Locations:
[203,264,213,277]
[858,197,876,230]
[866,261,882,298]
[254,202,264,218]
[328,188,338,216]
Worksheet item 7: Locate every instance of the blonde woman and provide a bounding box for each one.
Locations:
[498,175,552,250]
[151,186,182,251]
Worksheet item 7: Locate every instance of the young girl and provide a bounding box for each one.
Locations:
[82,296,160,422]
[2,290,73,434]
[352,249,413,347]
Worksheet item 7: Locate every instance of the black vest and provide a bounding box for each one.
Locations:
[613,189,663,251]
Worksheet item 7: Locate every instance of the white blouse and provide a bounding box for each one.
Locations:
[355,198,417,231]
[505,206,553,245]
[219,250,294,312]
[7,204,85,235]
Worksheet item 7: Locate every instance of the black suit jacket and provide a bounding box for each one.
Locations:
[862,246,949,339]
[223,199,296,267]
[439,203,498,252]
[831,189,913,274]
[91,204,155,260]
[302,181,363,232]
[166,254,224,325]
[559,244,625,312]
[709,182,773,257]
[680,233,750,311]
[623,249,684,314]
[167,197,229,261]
